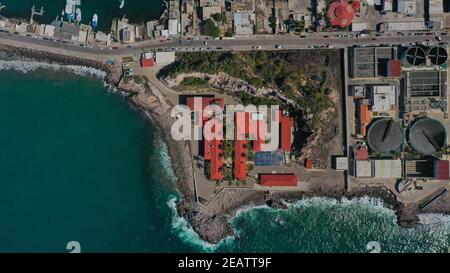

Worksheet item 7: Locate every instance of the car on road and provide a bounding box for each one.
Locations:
[323,35,329,38]
[337,34,345,38]
[436,36,442,41]
[275,45,284,49]
[252,45,262,49]
[345,34,353,38]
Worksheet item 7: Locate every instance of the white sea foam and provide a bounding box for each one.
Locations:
[155,138,177,183]
[167,196,234,252]
[0,59,107,78]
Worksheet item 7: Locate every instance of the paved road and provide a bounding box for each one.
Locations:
[0,30,449,61]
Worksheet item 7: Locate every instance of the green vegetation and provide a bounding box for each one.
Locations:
[159,50,336,129]
[204,161,211,179]
[290,20,305,33]
[224,31,234,37]
[181,77,208,87]
[121,56,134,63]
[269,16,277,33]
[202,19,221,38]
[212,12,227,23]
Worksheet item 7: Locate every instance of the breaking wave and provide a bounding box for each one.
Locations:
[0,59,107,78]
[167,196,234,252]
[227,197,450,253]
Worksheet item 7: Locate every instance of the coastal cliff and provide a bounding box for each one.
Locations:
[0,44,442,246]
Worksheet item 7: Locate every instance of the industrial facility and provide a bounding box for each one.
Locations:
[348,44,450,191]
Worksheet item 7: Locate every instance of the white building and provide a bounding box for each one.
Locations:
[371,86,397,113]
[429,0,444,15]
[168,19,179,36]
[355,160,373,178]
[14,23,28,34]
[155,51,175,66]
[95,31,111,45]
[43,25,55,37]
[374,160,402,178]
[382,0,393,12]
[351,22,368,32]
[397,0,417,14]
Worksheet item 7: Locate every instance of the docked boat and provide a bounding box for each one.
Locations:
[64,0,76,21]
[119,0,125,9]
[91,14,98,28]
[75,8,81,22]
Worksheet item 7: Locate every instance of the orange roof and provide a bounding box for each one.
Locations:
[360,104,372,125]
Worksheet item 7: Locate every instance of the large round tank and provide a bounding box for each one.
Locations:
[427,46,448,66]
[401,46,426,67]
[408,117,447,155]
[367,118,403,154]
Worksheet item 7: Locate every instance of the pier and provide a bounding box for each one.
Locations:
[30,5,44,25]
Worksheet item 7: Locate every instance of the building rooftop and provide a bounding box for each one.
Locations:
[259,174,298,187]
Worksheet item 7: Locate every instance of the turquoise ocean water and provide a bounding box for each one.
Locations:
[0,59,450,253]
[0,0,165,32]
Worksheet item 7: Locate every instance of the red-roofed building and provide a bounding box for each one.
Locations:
[234,140,247,180]
[186,96,224,126]
[359,104,372,137]
[280,115,294,151]
[328,0,358,28]
[435,160,450,180]
[259,174,298,187]
[210,139,223,181]
[305,159,314,170]
[354,147,369,161]
[387,60,402,77]
[140,58,154,67]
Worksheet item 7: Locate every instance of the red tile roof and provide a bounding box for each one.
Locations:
[210,139,223,181]
[305,159,314,170]
[354,147,369,161]
[234,140,247,180]
[435,160,449,180]
[140,58,154,67]
[388,60,402,77]
[280,115,294,151]
[328,0,358,28]
[259,174,298,187]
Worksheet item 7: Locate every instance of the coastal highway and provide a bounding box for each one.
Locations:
[0,30,449,61]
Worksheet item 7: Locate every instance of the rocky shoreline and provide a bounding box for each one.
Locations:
[0,44,446,246]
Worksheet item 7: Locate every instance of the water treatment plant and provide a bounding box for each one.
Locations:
[347,44,450,198]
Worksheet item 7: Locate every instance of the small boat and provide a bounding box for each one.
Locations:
[76,8,81,22]
[119,0,125,9]
[91,13,98,28]
[65,0,76,21]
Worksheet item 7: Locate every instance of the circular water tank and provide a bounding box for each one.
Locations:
[427,46,448,66]
[367,118,403,154]
[402,47,426,67]
[408,118,447,155]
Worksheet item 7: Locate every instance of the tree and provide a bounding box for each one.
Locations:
[202,19,221,38]
[212,13,227,23]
